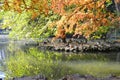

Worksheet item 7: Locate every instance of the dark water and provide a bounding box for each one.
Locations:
[0,35,120,79]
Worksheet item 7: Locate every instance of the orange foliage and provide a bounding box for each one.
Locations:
[50,0,116,38]
[2,0,118,39]
[3,0,10,10]
[3,0,49,18]
[52,28,66,42]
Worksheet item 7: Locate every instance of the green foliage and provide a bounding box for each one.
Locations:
[105,0,113,7]
[90,26,110,39]
[0,11,4,20]
[64,4,76,12]
[1,10,61,39]
[1,11,31,39]
[26,13,60,38]
[0,11,4,29]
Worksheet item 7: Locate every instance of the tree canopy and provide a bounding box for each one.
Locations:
[0,0,120,39]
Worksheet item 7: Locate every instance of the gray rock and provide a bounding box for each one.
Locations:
[13,74,47,80]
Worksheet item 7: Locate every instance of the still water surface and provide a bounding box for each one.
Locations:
[0,35,120,79]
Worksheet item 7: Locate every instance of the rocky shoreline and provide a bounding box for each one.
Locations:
[35,38,120,53]
[61,74,120,80]
[12,74,120,80]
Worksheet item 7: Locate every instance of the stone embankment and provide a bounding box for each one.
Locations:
[36,38,120,52]
[12,74,120,80]
[11,74,47,80]
[61,74,120,80]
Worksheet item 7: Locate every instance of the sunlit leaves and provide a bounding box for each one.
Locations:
[3,0,49,19]
[50,0,117,38]
[1,0,119,39]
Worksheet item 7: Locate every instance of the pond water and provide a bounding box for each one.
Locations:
[0,35,120,79]
[0,35,9,79]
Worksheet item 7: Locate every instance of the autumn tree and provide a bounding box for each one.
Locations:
[50,0,119,39]
[0,0,119,40]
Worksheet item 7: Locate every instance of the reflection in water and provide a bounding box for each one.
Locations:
[0,34,120,77]
[116,52,120,62]
[0,42,9,62]
[0,71,5,80]
[0,48,6,60]
[5,48,120,79]
[0,35,9,79]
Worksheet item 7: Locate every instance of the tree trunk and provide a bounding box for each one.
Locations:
[113,0,120,27]
[113,0,120,12]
